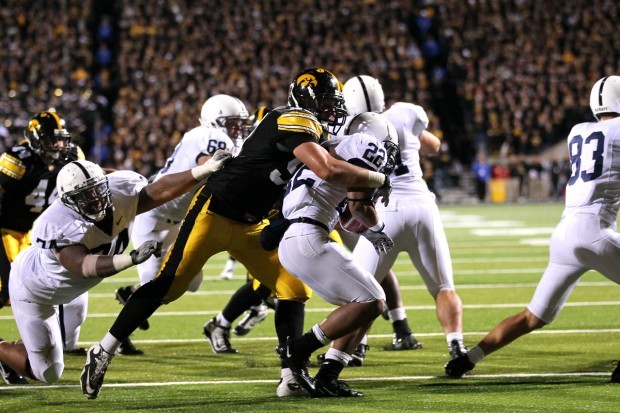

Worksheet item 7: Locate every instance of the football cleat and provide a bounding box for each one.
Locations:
[385,333,423,351]
[319,343,370,367]
[277,340,315,394]
[233,304,269,336]
[116,337,143,356]
[313,378,363,398]
[445,354,475,378]
[612,360,620,383]
[448,339,468,360]
[203,318,238,354]
[80,344,113,399]
[276,372,310,397]
[115,286,150,330]
[0,359,28,385]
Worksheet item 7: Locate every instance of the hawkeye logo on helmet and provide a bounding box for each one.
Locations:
[297,74,318,88]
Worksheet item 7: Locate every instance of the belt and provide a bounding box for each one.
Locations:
[289,217,329,232]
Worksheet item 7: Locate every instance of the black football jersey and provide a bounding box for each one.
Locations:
[204,107,326,223]
[0,141,83,232]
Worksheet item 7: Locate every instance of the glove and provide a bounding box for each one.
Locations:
[360,229,394,255]
[372,174,392,207]
[191,149,233,180]
[130,240,162,265]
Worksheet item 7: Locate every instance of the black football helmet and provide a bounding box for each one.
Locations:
[25,111,71,161]
[288,68,347,134]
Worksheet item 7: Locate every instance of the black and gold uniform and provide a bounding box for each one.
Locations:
[0,112,83,307]
[106,68,348,354]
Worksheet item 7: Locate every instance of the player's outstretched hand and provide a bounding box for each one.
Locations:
[372,174,392,207]
[130,240,162,264]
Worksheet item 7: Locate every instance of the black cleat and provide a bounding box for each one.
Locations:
[448,339,468,360]
[445,353,475,378]
[277,339,315,394]
[313,378,363,397]
[115,286,150,331]
[349,343,369,367]
[612,360,620,383]
[385,333,423,351]
[233,304,268,336]
[0,359,28,385]
[81,344,113,399]
[116,337,143,356]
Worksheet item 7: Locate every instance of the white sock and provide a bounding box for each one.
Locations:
[388,307,407,323]
[325,348,352,367]
[312,324,331,345]
[100,332,121,355]
[281,367,293,378]
[216,313,231,328]
[359,334,368,346]
[446,332,464,345]
[466,346,485,364]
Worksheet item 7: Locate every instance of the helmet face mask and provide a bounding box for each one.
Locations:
[200,95,250,139]
[25,111,72,162]
[590,76,620,121]
[57,161,111,222]
[288,68,347,135]
[346,112,399,174]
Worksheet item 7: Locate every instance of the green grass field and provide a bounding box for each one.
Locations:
[1,203,619,412]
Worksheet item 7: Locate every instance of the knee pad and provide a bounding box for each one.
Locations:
[39,361,64,384]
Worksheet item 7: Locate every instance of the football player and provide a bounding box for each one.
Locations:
[114,95,249,354]
[445,76,620,382]
[278,112,397,397]
[344,75,466,361]
[0,112,87,373]
[81,67,392,399]
[0,155,229,387]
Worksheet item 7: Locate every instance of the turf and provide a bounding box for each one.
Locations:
[1,203,619,412]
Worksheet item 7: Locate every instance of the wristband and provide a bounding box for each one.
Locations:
[368,221,385,233]
[191,164,209,180]
[112,254,134,272]
[367,171,385,188]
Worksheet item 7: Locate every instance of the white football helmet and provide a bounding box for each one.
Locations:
[200,94,250,138]
[343,75,385,116]
[590,76,620,121]
[57,160,111,222]
[346,112,399,174]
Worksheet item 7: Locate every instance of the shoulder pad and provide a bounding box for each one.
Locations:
[276,108,323,141]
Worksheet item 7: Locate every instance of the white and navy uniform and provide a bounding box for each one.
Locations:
[352,102,455,296]
[131,126,234,290]
[9,171,147,383]
[527,116,620,323]
[278,133,386,306]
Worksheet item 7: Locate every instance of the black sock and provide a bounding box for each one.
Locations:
[274,300,305,368]
[316,359,345,383]
[221,282,264,322]
[393,319,412,337]
[109,278,169,340]
[292,330,324,359]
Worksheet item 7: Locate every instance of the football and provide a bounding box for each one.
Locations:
[338,207,368,234]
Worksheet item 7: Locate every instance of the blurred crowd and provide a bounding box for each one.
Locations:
[1,0,619,201]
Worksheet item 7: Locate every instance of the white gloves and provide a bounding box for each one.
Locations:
[191,149,232,180]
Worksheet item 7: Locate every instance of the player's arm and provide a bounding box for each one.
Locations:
[419,130,440,157]
[135,150,229,214]
[347,189,382,229]
[56,241,161,279]
[293,142,386,189]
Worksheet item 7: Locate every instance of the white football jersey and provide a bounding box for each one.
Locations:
[381,102,429,197]
[563,117,620,223]
[11,170,147,305]
[152,126,234,221]
[282,132,387,229]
